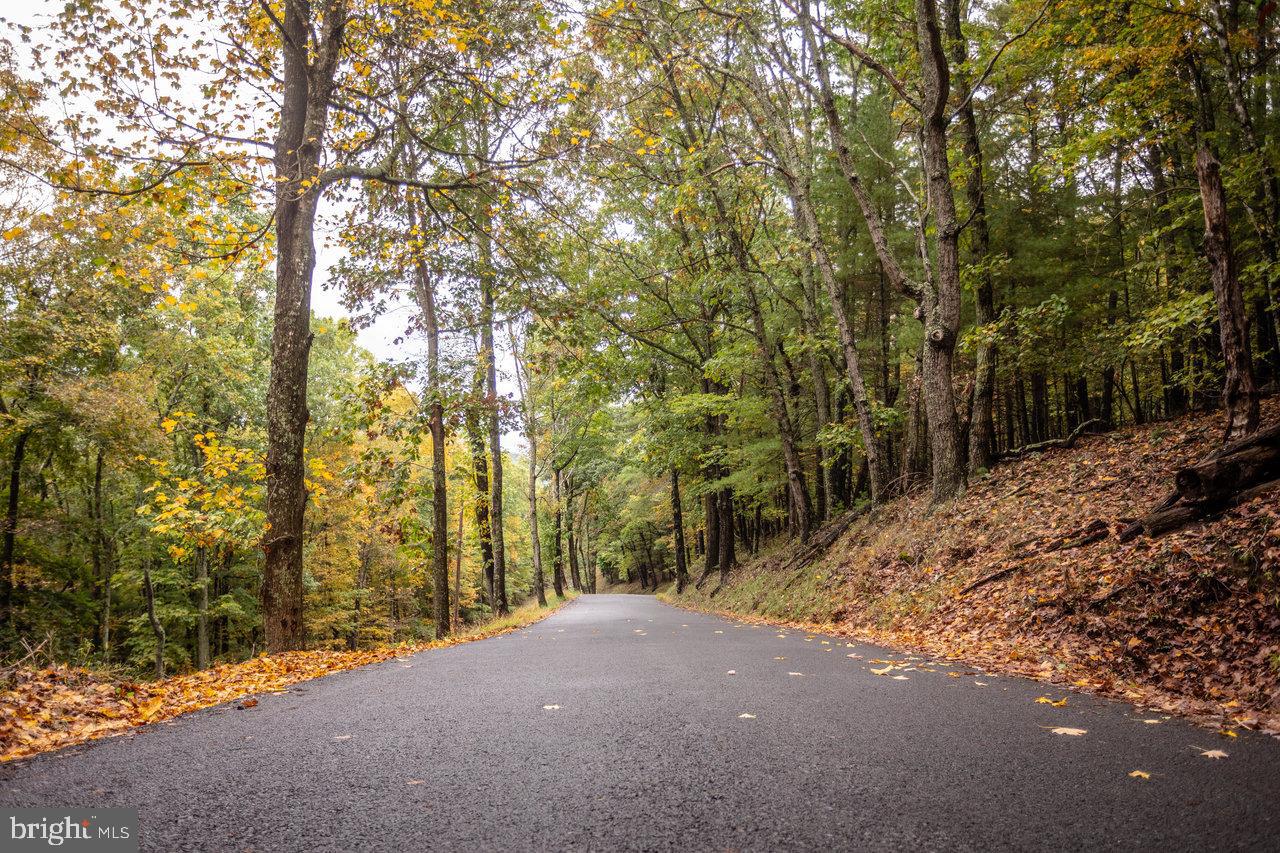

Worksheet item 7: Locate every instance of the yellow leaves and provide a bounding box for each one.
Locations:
[135,696,165,722]
[1035,695,1069,707]
[161,417,178,433]
[1047,727,1087,736]
[1128,770,1150,780]
[1219,729,1238,738]
[2,226,24,241]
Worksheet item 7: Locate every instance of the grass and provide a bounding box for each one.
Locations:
[466,591,580,636]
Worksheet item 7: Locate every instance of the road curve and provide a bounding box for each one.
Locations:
[3,594,1278,851]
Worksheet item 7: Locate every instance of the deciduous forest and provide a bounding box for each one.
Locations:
[1,0,1278,752]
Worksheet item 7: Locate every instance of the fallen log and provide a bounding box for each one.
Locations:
[963,519,1112,596]
[998,419,1104,461]
[1120,422,1280,541]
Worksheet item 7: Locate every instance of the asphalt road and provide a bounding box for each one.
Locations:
[3,594,1278,851]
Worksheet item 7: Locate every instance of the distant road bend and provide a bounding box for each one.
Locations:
[3,594,1278,851]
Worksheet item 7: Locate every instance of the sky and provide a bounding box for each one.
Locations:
[3,1,527,445]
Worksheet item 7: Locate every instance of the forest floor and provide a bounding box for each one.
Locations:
[664,401,1280,736]
[0,593,578,762]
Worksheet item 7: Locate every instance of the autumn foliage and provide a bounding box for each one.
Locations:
[0,599,568,762]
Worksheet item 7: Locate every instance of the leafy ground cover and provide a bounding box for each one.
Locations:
[0,595,576,762]
[665,404,1280,735]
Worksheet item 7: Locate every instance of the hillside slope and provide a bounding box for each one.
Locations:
[665,402,1280,734]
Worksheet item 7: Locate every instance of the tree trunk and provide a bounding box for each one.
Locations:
[1194,145,1260,440]
[916,0,966,501]
[408,206,450,638]
[194,546,209,669]
[143,555,165,679]
[945,0,996,474]
[465,394,496,608]
[745,282,813,539]
[262,0,345,652]
[671,468,688,593]
[567,486,582,592]
[552,467,565,598]
[2,428,30,624]
[716,489,735,586]
[453,502,464,629]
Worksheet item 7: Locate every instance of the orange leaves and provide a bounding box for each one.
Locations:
[1,602,563,763]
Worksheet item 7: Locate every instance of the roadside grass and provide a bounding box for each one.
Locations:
[1,591,578,762]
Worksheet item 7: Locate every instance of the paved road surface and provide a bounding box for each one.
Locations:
[3,594,1278,851]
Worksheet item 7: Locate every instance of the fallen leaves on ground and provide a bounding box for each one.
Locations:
[1129,770,1150,779]
[664,402,1280,735]
[1036,696,1069,707]
[1,599,569,762]
[1196,747,1229,759]
[1048,727,1088,736]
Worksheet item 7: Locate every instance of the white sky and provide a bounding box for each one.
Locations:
[4,1,527,447]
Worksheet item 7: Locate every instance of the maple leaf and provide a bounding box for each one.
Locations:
[1035,696,1068,707]
[1048,727,1087,736]
[1196,748,1228,759]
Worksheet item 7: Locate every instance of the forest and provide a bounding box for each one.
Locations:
[0,0,1276,689]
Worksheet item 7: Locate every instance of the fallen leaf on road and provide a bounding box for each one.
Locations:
[891,675,909,680]
[407,779,425,785]
[542,705,560,710]
[974,681,988,686]
[1196,748,1228,759]
[1047,727,1087,736]
[237,698,258,709]
[1129,770,1150,779]
[1142,719,1162,724]
[738,713,756,719]
[1219,729,1238,738]
[727,670,736,675]
[870,666,894,675]
[788,672,804,677]
[774,656,786,660]
[1035,696,1068,707]
[333,735,352,741]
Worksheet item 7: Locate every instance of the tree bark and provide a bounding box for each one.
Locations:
[464,392,496,608]
[1194,145,1260,440]
[262,0,346,652]
[195,546,209,669]
[408,204,451,638]
[944,0,996,473]
[2,428,30,622]
[143,556,165,679]
[552,467,566,598]
[671,468,688,593]
[915,0,966,500]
